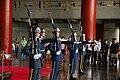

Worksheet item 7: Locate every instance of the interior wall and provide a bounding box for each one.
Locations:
[12,21,120,44]
[38,23,82,39]
[12,21,29,41]
[104,23,119,43]
[12,21,82,41]
[96,24,104,41]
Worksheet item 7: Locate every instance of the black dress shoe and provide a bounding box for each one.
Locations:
[72,77,77,80]
[78,71,84,74]
[70,76,77,80]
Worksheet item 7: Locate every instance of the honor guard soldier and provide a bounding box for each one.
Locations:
[68,32,79,80]
[48,28,63,80]
[23,27,42,80]
[78,33,86,74]
[40,28,46,60]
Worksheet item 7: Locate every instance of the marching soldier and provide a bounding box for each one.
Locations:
[68,32,79,80]
[78,34,86,74]
[40,28,46,60]
[23,27,42,80]
[48,28,63,80]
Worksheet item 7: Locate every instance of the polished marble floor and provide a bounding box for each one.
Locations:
[9,56,120,80]
[41,61,120,80]
[1,54,120,80]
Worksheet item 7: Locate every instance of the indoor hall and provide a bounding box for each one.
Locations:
[1,0,120,80]
[1,56,120,80]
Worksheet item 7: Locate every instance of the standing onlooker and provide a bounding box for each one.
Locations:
[110,38,119,66]
[12,41,15,55]
[97,39,102,63]
[61,36,67,60]
[86,38,92,63]
[15,38,19,58]
[101,39,109,64]
[91,40,98,64]
[21,36,27,60]
[61,36,66,54]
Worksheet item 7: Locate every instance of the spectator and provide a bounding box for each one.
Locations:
[12,41,15,55]
[15,38,19,58]
[61,36,66,54]
[101,39,109,64]
[97,39,102,63]
[86,38,92,63]
[110,38,119,66]
[21,36,27,60]
[91,40,99,64]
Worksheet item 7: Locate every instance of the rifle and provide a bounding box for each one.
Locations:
[48,12,56,31]
[67,19,76,79]
[80,22,83,41]
[67,19,76,41]
[48,12,58,50]
[26,4,36,54]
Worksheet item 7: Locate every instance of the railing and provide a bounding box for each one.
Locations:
[0,51,12,80]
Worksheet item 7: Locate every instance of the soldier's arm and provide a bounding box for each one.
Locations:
[68,44,75,53]
[23,43,34,58]
[41,38,56,44]
[48,43,56,54]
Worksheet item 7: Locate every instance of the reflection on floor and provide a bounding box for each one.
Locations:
[2,57,120,80]
[41,60,120,80]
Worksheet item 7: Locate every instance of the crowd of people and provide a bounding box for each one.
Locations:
[11,26,120,80]
[85,38,119,67]
[12,36,27,60]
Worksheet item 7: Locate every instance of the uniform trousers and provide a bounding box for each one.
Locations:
[50,61,60,80]
[71,53,78,75]
[79,51,86,71]
[29,68,40,80]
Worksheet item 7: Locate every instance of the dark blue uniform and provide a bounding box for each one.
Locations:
[40,36,46,60]
[68,43,79,79]
[23,38,42,80]
[78,41,87,74]
[49,39,63,80]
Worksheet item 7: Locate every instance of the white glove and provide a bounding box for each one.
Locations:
[75,49,78,53]
[56,50,61,55]
[33,54,42,59]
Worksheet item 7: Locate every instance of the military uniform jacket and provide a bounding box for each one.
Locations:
[49,39,63,62]
[23,40,42,69]
[68,43,79,58]
[40,36,45,59]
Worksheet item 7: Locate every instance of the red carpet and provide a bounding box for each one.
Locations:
[0,66,52,80]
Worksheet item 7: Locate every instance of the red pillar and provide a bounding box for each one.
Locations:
[81,0,97,40]
[0,0,12,54]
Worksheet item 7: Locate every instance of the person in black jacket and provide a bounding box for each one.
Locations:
[23,27,42,80]
[101,39,109,64]
[110,38,119,66]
